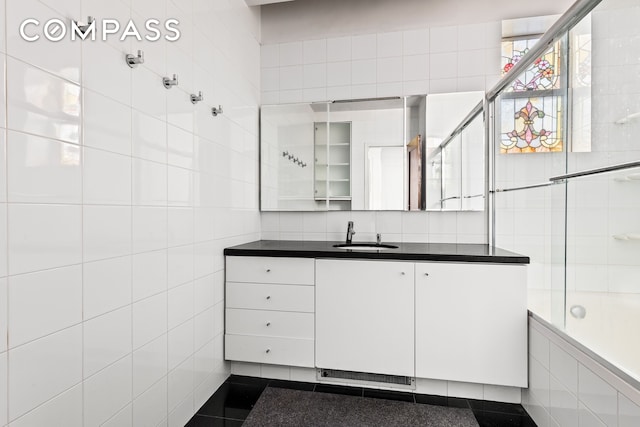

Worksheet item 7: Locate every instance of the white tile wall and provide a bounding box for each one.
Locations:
[524,315,640,427]
[0,0,261,425]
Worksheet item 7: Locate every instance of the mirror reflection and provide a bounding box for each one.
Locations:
[260,92,484,212]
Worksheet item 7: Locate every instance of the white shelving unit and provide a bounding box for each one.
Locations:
[314,122,352,208]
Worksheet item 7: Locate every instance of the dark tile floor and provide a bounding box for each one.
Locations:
[186,375,537,427]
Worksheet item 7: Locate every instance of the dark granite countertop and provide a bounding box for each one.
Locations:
[224,240,529,264]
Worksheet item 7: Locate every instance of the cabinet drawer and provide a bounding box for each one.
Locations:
[226,282,314,312]
[226,309,314,339]
[226,256,314,285]
[225,334,314,367]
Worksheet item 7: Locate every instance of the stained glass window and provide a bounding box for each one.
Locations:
[500,37,565,153]
[500,96,563,153]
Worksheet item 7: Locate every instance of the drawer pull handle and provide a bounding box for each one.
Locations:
[266,269,271,272]
[266,349,271,353]
[401,272,406,275]
[266,322,271,327]
[424,273,429,276]
[266,295,271,300]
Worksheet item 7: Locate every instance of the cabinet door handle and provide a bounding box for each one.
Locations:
[401,272,406,275]
[266,295,271,300]
[266,322,271,327]
[424,273,429,276]
[265,348,271,354]
[266,269,271,273]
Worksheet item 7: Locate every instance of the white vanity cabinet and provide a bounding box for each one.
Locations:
[415,262,527,387]
[225,256,315,367]
[315,259,415,377]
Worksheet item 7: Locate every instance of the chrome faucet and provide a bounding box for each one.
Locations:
[346,221,355,244]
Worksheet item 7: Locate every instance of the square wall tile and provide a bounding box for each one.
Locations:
[458,23,488,51]
[327,36,351,62]
[279,42,303,66]
[168,282,195,330]
[261,68,279,92]
[82,37,132,106]
[83,307,132,378]
[83,355,132,427]
[9,325,82,421]
[168,356,194,412]
[261,44,279,68]
[133,292,168,349]
[377,32,403,58]
[352,59,377,85]
[7,384,82,427]
[84,256,132,320]
[7,132,82,204]
[377,57,403,83]
[132,111,167,164]
[83,205,132,262]
[133,334,167,398]
[168,319,194,370]
[430,25,458,53]
[8,265,82,348]
[133,159,168,206]
[550,342,578,395]
[279,66,303,90]
[403,28,430,56]
[327,61,352,87]
[83,147,132,205]
[133,206,168,254]
[578,364,618,427]
[133,376,167,427]
[352,34,377,60]
[403,55,429,82]
[430,52,458,80]
[133,249,168,302]
[549,376,578,427]
[83,90,132,156]
[8,204,82,275]
[168,244,194,289]
[303,39,327,64]
[304,64,327,89]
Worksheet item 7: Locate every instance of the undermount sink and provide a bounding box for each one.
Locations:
[333,243,398,250]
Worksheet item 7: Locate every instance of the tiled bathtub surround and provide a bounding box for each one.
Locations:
[524,315,640,427]
[0,0,260,426]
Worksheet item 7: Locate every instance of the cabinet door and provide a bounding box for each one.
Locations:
[316,259,414,377]
[415,262,527,387]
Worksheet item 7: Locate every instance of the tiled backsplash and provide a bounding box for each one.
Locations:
[0,0,260,426]
[261,210,486,244]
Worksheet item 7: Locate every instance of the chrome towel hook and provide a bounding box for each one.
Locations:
[75,16,95,33]
[211,105,223,116]
[190,91,204,104]
[163,74,178,89]
[126,50,144,68]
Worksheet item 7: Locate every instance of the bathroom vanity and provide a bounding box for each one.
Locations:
[223,240,529,388]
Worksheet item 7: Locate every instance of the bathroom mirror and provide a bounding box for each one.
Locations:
[260,93,485,212]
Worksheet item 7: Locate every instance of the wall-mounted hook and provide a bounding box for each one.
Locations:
[163,74,178,89]
[211,105,223,116]
[282,151,289,157]
[126,50,145,68]
[190,91,204,104]
[75,16,95,33]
